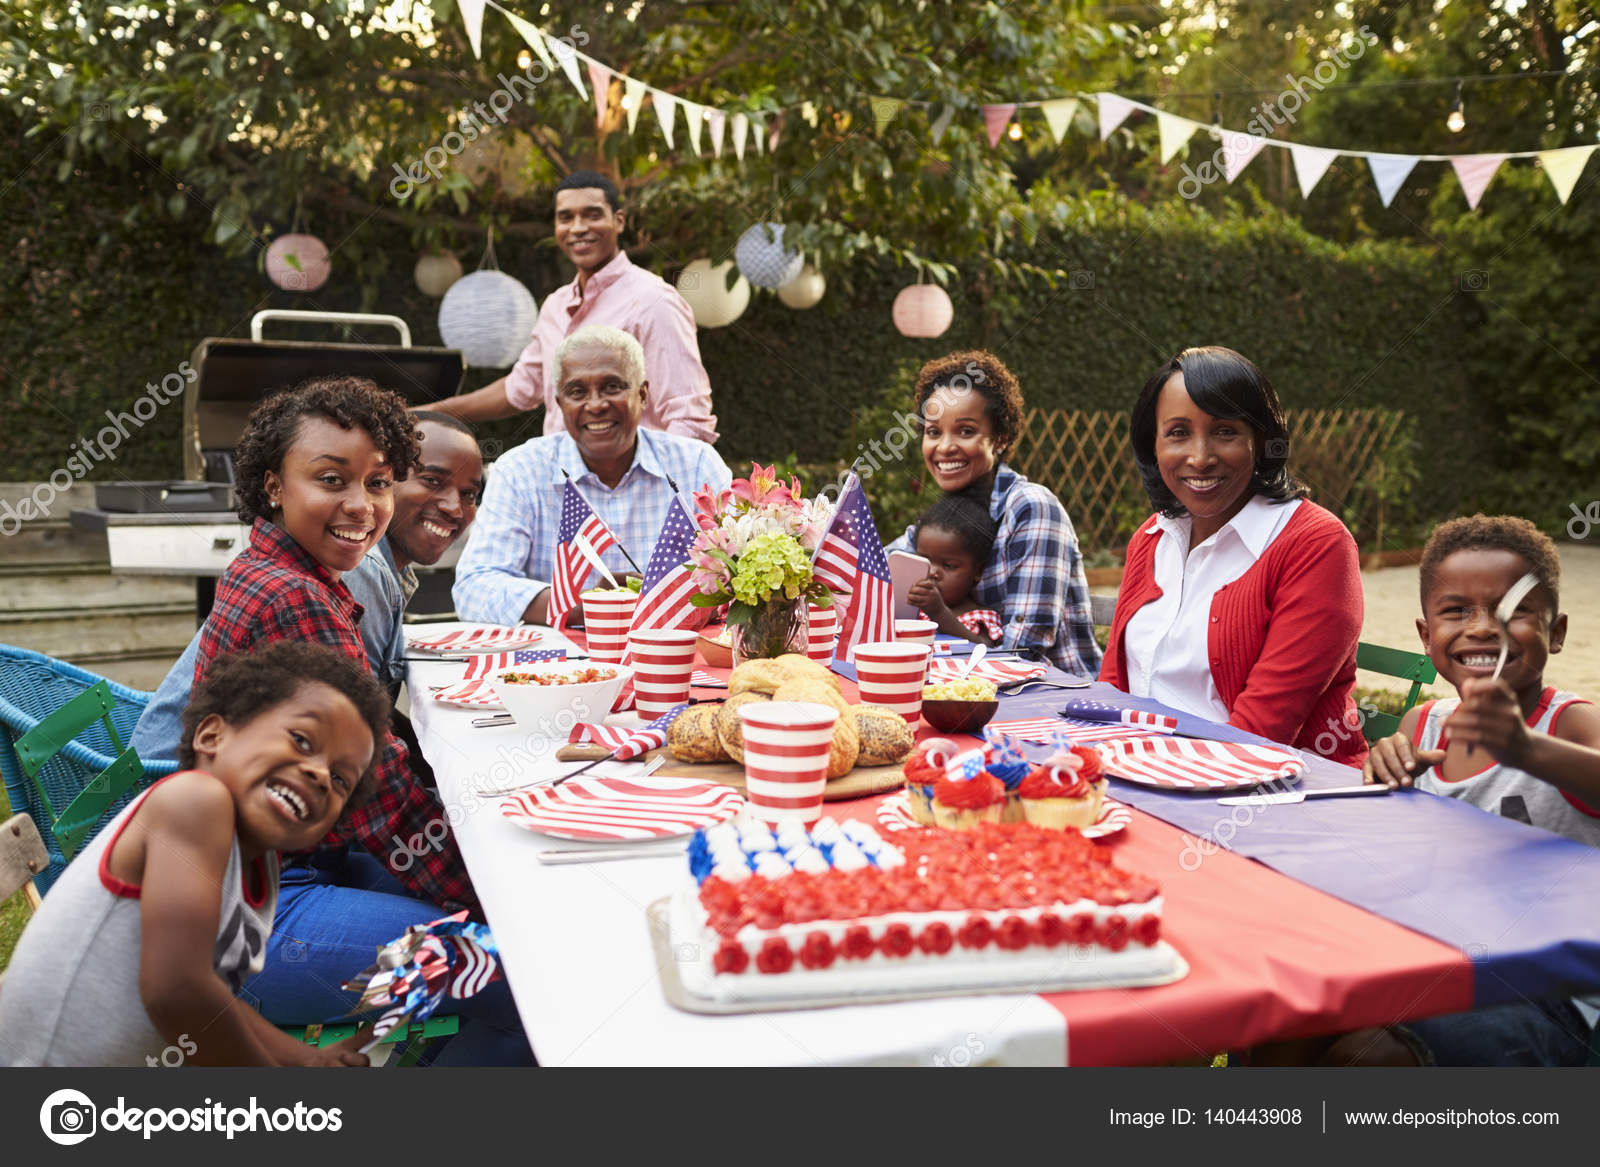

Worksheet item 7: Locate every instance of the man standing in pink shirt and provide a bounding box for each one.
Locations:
[432,170,719,443]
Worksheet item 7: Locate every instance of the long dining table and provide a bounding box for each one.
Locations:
[406,623,1600,1066]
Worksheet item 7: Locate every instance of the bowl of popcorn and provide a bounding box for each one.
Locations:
[489,662,631,731]
[919,678,1000,734]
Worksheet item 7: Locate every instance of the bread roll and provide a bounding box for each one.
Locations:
[728,658,790,697]
[667,704,729,763]
[716,691,771,762]
[771,680,858,779]
[853,703,915,766]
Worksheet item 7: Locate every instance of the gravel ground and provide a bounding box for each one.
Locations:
[1358,543,1600,702]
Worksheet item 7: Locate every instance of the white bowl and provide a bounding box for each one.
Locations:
[489,662,632,735]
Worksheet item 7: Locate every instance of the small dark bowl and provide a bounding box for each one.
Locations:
[920,698,999,735]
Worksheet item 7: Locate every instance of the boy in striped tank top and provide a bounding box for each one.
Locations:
[0,643,388,1066]
[1360,514,1600,1065]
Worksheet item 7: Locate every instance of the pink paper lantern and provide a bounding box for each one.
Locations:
[892,284,953,338]
[265,233,331,292]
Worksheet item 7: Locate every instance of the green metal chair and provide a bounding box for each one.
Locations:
[1355,642,1438,743]
[284,1015,462,1068]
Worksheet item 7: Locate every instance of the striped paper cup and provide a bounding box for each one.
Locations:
[580,590,639,663]
[853,641,932,724]
[737,700,840,828]
[894,618,938,647]
[806,604,839,663]
[627,628,699,718]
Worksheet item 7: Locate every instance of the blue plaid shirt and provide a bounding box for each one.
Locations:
[452,428,732,626]
[892,464,1102,676]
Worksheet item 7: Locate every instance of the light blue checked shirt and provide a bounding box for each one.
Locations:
[452,428,731,626]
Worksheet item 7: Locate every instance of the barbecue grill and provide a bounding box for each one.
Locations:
[72,310,470,617]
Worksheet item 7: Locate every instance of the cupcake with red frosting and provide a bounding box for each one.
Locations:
[931,772,1007,831]
[1017,747,1105,831]
[903,738,958,826]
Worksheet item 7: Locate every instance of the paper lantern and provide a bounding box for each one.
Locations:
[264,233,331,292]
[777,263,826,310]
[413,250,463,298]
[675,258,750,329]
[892,284,954,339]
[438,270,538,367]
[734,223,804,289]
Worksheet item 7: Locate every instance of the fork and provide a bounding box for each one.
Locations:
[479,752,664,797]
[1492,570,1540,680]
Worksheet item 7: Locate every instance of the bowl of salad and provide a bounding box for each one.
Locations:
[488,661,633,731]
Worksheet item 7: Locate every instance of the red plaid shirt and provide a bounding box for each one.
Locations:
[196,520,476,914]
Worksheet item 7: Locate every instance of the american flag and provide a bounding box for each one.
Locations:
[549,482,619,630]
[460,648,569,680]
[1060,699,1179,734]
[811,472,894,658]
[566,703,689,760]
[627,494,710,639]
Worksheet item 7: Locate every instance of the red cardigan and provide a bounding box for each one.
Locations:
[1099,501,1367,767]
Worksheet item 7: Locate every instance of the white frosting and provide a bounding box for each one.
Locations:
[874,848,906,869]
[710,861,751,882]
[810,818,844,844]
[739,827,778,852]
[841,820,877,846]
[703,823,740,849]
[791,848,831,875]
[752,852,793,878]
[828,842,868,871]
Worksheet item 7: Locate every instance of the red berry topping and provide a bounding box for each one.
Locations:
[1100,914,1130,952]
[958,915,992,950]
[1034,913,1066,948]
[1134,913,1161,947]
[713,940,749,975]
[756,937,794,974]
[880,923,914,958]
[995,915,1030,951]
[842,925,875,960]
[1064,912,1096,946]
[799,931,836,970]
[918,921,954,955]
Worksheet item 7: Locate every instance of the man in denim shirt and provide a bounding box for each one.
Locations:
[131,413,484,762]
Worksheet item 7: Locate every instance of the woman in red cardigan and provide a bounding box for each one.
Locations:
[1099,347,1367,765]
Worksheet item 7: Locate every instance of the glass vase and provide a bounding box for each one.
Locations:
[731,594,808,664]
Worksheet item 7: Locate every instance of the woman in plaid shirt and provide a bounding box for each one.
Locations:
[890,351,1102,676]
[187,378,531,1064]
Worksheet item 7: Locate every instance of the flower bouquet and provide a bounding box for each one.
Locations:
[688,465,837,661]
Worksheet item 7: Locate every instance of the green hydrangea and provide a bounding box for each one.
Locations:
[728,532,812,606]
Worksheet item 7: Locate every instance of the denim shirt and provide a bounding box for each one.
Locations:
[129,540,410,764]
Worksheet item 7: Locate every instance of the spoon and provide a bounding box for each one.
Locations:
[959,643,987,680]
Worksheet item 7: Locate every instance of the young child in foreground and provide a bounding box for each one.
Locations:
[906,493,1003,647]
[1356,514,1600,1065]
[0,642,391,1067]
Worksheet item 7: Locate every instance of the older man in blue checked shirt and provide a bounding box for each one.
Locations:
[452,324,732,626]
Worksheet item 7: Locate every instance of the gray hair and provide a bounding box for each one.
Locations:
[549,325,646,395]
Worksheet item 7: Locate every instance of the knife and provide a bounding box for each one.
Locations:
[538,845,685,865]
[1215,784,1390,807]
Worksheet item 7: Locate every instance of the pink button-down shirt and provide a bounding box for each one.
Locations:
[504,250,719,444]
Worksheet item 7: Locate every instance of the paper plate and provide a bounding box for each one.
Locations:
[409,627,544,655]
[986,717,1166,746]
[875,790,1131,839]
[1095,737,1305,791]
[500,775,744,842]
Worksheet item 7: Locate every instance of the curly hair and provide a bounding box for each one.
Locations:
[233,376,421,523]
[912,350,1025,458]
[179,642,392,808]
[914,493,997,566]
[1420,514,1561,615]
[1130,346,1307,517]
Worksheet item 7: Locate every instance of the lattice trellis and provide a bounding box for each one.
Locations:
[1010,407,1407,558]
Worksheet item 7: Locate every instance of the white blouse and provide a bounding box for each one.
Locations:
[1124,496,1302,721]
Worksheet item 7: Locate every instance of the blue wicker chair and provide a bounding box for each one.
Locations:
[0,644,179,894]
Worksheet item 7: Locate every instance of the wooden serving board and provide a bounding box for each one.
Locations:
[555,744,906,800]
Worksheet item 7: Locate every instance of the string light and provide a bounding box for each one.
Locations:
[516,48,533,70]
[1007,121,1023,140]
[1447,81,1466,132]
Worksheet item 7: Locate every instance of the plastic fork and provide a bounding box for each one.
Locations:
[1492,570,1540,680]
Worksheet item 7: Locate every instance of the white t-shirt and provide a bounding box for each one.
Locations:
[1125,496,1302,721]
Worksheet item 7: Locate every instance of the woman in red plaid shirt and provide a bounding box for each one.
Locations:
[189,377,531,1064]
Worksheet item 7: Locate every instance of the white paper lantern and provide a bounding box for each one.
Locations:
[265,233,331,292]
[892,283,954,339]
[675,258,750,329]
[438,270,538,367]
[776,262,826,310]
[734,222,803,289]
[413,250,463,297]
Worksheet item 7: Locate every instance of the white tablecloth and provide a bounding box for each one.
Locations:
[406,623,1067,1066]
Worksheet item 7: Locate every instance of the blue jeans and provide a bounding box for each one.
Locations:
[240,850,535,1066]
[1395,998,1592,1067]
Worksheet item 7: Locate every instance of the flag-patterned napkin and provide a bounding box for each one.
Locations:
[566,704,689,760]
[1059,698,1179,733]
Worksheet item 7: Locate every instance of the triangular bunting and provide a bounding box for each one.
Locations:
[586,61,612,125]
[1097,93,1136,140]
[707,108,726,158]
[1040,97,1079,144]
[623,78,646,135]
[653,90,677,148]
[767,111,783,153]
[684,101,704,154]
[731,112,749,160]
[1222,131,1268,183]
[1538,144,1597,204]
[549,36,587,99]
[456,0,486,59]
[504,12,553,70]
[1367,153,1418,207]
[751,113,767,154]
[930,104,956,146]
[1451,153,1507,211]
[870,97,904,135]
[982,104,1016,148]
[1289,144,1340,199]
[1154,112,1198,164]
